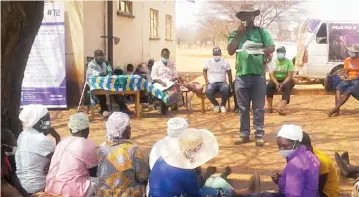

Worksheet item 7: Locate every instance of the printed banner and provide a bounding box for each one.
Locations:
[328,23,359,62]
[21,2,66,108]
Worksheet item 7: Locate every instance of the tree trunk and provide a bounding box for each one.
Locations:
[1,1,44,134]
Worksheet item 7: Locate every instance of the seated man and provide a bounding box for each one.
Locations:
[97,112,149,197]
[151,48,183,114]
[204,47,232,113]
[301,132,339,197]
[86,49,133,117]
[45,113,98,197]
[328,44,359,117]
[266,46,295,115]
[16,105,56,194]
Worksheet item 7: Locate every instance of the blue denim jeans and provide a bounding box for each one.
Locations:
[234,75,266,138]
[205,82,230,106]
[200,186,235,197]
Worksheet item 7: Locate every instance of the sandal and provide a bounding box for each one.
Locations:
[278,108,286,116]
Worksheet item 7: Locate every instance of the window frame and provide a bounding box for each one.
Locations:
[117,1,134,18]
[165,14,173,41]
[150,8,160,40]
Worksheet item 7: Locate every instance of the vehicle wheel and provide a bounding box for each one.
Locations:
[330,64,344,76]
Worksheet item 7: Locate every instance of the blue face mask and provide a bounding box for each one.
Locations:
[277,53,285,60]
[161,58,169,63]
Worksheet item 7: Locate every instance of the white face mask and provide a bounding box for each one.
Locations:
[349,52,358,59]
[280,149,296,158]
[279,141,297,158]
[213,56,221,61]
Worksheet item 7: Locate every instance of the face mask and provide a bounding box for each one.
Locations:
[349,52,358,59]
[280,149,296,158]
[279,141,297,158]
[277,53,285,60]
[213,56,221,61]
[161,58,168,63]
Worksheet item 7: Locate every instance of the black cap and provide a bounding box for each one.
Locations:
[94,50,104,57]
[212,47,222,56]
[276,46,286,53]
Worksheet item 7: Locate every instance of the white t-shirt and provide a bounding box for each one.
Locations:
[204,58,231,83]
[15,128,56,194]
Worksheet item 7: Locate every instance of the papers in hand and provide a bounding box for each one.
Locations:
[153,80,175,91]
[236,40,265,54]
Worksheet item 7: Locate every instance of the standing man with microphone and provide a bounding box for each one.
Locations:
[227,4,275,146]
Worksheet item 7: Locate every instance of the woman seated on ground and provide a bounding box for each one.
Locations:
[149,128,260,197]
[97,112,149,197]
[151,48,183,114]
[240,124,320,197]
[266,46,295,115]
[1,128,29,197]
[301,132,339,197]
[16,105,56,195]
[328,44,359,117]
[44,113,98,197]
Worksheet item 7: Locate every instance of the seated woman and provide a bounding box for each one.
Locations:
[45,113,98,197]
[149,128,259,197]
[328,44,359,117]
[97,112,149,197]
[266,46,295,115]
[16,105,56,195]
[240,124,320,197]
[301,132,339,197]
[151,48,183,114]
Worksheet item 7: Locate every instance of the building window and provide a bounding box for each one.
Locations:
[165,15,172,40]
[117,1,134,17]
[150,9,159,39]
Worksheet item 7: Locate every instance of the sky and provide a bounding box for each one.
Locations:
[175,0,359,28]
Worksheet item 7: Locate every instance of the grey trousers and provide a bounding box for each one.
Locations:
[234,75,266,138]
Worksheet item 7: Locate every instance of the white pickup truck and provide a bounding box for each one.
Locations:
[294,18,359,86]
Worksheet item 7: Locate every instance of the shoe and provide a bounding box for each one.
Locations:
[255,137,265,147]
[220,106,227,113]
[248,171,261,193]
[341,152,350,164]
[234,137,250,145]
[102,111,111,118]
[213,106,220,113]
[335,152,349,177]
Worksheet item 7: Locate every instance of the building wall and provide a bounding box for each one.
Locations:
[63,1,85,106]
[112,0,176,69]
[64,0,176,106]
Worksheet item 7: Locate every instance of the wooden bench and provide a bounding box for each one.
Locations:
[90,89,141,119]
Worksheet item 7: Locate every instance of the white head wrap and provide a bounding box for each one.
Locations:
[106,112,130,141]
[68,112,89,133]
[277,124,303,142]
[19,104,48,129]
[167,117,189,138]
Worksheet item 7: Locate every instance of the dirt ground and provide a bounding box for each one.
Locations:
[51,93,358,196]
[50,47,358,196]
